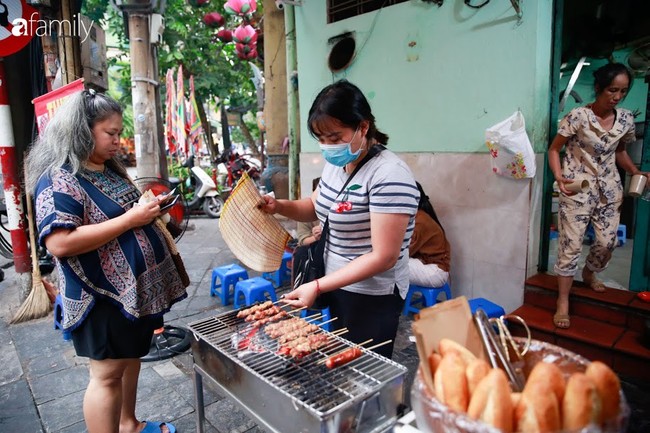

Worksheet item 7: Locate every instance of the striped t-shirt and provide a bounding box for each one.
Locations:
[316,147,419,298]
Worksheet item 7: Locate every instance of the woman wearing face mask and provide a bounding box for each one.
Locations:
[260,80,419,358]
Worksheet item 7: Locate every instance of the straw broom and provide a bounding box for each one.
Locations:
[10,190,52,324]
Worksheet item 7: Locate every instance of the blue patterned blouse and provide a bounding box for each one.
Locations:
[35,166,188,331]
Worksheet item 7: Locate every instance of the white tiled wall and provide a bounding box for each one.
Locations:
[300,152,535,314]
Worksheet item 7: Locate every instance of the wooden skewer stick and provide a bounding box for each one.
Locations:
[356,338,374,347]
[316,316,338,327]
[331,327,348,336]
[303,313,323,321]
[365,340,392,352]
[288,306,308,314]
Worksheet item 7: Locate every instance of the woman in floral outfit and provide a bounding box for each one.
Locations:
[548,63,649,329]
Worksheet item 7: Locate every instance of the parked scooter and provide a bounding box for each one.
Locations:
[170,156,224,218]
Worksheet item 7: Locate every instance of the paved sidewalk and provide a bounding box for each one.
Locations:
[0,215,418,433]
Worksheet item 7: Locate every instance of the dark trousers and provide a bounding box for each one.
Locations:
[326,286,404,359]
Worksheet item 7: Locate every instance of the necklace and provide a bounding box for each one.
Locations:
[84,161,105,172]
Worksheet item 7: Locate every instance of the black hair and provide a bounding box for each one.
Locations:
[307,79,389,145]
[83,89,123,128]
[416,182,444,232]
[593,63,633,95]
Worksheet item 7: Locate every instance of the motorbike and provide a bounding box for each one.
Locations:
[169,156,225,219]
[217,149,263,189]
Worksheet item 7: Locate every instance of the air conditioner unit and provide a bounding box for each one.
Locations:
[80,15,108,91]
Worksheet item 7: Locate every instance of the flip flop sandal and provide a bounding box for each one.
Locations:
[587,280,606,292]
[553,313,570,329]
[141,421,176,433]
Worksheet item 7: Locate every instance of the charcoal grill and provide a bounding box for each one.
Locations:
[189,308,407,433]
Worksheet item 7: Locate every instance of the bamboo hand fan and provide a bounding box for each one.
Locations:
[219,172,291,272]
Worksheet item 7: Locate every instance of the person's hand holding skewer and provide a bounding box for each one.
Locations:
[282,279,319,309]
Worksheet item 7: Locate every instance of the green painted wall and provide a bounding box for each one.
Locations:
[294,1,555,153]
[558,51,648,122]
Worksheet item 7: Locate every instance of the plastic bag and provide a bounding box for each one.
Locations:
[485,111,536,179]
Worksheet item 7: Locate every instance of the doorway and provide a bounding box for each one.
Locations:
[540,0,650,291]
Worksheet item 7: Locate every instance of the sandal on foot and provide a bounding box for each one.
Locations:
[553,313,570,329]
[141,421,176,433]
[585,279,606,292]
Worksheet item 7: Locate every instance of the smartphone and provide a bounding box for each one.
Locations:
[160,194,180,212]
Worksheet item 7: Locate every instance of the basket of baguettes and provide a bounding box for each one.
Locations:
[410,297,629,433]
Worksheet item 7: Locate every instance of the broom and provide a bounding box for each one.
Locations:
[10,190,53,324]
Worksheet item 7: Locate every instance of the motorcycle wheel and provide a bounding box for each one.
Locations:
[203,196,224,218]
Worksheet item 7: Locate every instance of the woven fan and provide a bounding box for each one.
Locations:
[219,172,291,272]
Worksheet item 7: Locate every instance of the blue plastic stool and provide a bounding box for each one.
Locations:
[53,294,71,341]
[210,264,249,305]
[262,251,292,287]
[468,298,505,319]
[402,282,452,316]
[300,306,332,332]
[233,277,278,309]
[617,224,626,247]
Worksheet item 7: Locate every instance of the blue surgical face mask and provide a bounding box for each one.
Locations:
[319,128,362,167]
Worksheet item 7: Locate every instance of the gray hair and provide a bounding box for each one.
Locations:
[25,90,126,193]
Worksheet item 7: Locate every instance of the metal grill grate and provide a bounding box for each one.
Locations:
[189,310,407,416]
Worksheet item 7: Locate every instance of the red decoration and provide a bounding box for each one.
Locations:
[216,29,233,42]
[203,12,225,28]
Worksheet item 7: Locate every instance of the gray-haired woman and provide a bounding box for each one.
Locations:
[26,90,186,433]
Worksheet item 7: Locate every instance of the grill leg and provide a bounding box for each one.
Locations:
[193,367,205,433]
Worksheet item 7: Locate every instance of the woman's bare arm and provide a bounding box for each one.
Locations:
[44,201,162,257]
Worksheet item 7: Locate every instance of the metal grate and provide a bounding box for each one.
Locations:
[328,0,409,24]
[189,310,407,416]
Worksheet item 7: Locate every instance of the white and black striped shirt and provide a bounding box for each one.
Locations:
[316,148,419,298]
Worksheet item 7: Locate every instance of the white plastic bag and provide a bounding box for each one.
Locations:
[485,111,536,179]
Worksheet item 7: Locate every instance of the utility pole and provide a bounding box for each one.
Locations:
[115,0,163,179]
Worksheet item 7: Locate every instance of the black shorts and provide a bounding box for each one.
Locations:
[71,299,164,360]
[326,286,404,359]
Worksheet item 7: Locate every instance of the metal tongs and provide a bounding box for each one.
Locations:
[473,309,526,392]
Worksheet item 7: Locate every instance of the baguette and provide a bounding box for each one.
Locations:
[438,338,477,364]
[562,372,602,431]
[467,368,514,432]
[465,358,491,396]
[428,352,441,377]
[526,361,566,404]
[516,378,561,432]
[585,361,620,424]
[433,351,469,413]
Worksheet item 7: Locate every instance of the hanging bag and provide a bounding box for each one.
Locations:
[292,145,384,306]
[485,110,536,179]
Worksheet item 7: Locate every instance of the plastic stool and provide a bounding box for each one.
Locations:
[233,277,278,309]
[262,251,292,287]
[53,294,71,341]
[402,282,452,316]
[210,264,249,305]
[617,224,626,247]
[300,306,332,332]
[468,298,505,319]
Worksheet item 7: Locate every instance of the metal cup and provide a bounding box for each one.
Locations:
[565,179,589,194]
[629,174,648,197]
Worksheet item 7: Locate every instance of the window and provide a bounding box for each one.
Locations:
[328,0,409,24]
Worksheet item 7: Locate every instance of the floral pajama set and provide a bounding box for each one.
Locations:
[554,106,636,277]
